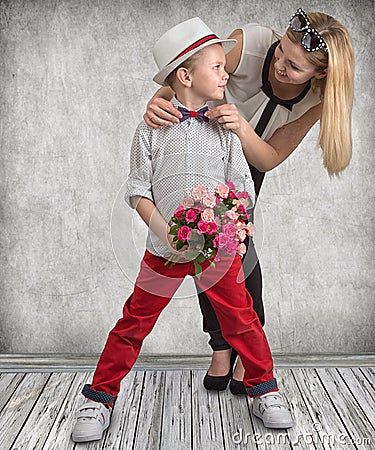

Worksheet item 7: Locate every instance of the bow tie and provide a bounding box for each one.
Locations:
[177,105,209,123]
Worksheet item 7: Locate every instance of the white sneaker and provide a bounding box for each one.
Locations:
[252,391,294,429]
[71,401,111,442]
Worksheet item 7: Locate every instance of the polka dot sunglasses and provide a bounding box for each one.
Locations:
[289,8,328,53]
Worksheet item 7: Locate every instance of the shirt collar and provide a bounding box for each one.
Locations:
[171,96,209,112]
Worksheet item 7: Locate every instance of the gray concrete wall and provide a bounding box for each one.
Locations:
[0,0,374,355]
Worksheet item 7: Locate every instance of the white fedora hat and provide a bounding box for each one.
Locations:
[153,17,236,86]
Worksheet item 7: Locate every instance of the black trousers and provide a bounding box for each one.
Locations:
[196,165,265,351]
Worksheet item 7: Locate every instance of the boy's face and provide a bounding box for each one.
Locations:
[188,44,228,102]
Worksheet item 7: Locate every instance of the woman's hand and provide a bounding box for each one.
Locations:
[205,103,246,134]
[144,97,182,129]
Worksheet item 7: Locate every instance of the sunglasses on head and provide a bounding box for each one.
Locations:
[289,8,328,53]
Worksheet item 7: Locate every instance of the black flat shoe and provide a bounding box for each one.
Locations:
[229,378,247,395]
[203,348,239,391]
[203,370,232,391]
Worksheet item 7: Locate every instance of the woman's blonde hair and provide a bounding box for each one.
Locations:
[286,12,354,176]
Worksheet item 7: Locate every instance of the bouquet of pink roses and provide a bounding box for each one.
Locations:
[167,181,255,278]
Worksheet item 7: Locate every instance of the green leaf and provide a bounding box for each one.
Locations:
[194,260,203,279]
[196,253,207,263]
[176,240,185,251]
[169,225,179,235]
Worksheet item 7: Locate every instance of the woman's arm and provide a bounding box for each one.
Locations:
[224,28,243,74]
[208,103,322,172]
[143,86,181,128]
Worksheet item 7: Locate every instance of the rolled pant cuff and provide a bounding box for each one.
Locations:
[82,384,117,406]
[246,377,278,397]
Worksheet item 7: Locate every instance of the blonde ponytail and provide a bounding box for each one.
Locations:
[287,13,354,176]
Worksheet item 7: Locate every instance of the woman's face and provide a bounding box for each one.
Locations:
[273,35,326,85]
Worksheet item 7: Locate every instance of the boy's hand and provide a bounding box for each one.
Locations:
[166,230,189,256]
[241,197,251,208]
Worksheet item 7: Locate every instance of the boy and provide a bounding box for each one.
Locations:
[72,17,293,443]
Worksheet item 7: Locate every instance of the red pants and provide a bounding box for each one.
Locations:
[84,251,277,406]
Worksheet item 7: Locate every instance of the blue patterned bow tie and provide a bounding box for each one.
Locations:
[177,105,209,123]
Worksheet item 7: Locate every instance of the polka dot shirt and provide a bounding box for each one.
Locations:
[124,97,255,258]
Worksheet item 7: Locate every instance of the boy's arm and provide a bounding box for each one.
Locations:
[131,196,174,248]
[124,123,176,251]
[124,122,154,207]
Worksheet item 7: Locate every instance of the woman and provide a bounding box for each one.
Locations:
[143,9,354,393]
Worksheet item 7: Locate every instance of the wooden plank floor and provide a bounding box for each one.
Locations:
[0,368,373,450]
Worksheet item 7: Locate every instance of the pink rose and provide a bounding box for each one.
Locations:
[213,233,229,249]
[185,209,197,223]
[246,222,256,237]
[222,222,237,236]
[215,183,230,199]
[180,196,195,208]
[174,205,185,220]
[236,228,247,242]
[197,220,209,234]
[191,184,209,201]
[197,221,219,235]
[202,208,215,222]
[225,240,238,255]
[206,221,219,235]
[177,225,192,241]
[237,242,247,257]
[225,210,239,221]
[237,203,246,214]
[226,181,236,190]
[202,193,216,208]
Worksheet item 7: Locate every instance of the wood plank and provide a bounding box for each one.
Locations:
[275,368,322,450]
[292,368,357,450]
[159,370,191,450]
[1,354,374,372]
[360,368,375,388]
[0,373,25,413]
[0,372,51,450]
[337,368,375,430]
[11,372,76,450]
[218,387,256,449]
[191,370,224,450]
[316,368,374,449]
[41,371,92,450]
[0,366,371,450]
[132,370,165,450]
[102,370,145,450]
[248,369,293,450]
